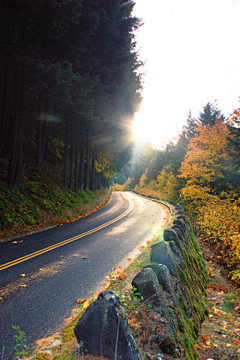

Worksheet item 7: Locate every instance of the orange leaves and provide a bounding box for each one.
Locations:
[179,120,231,205]
[128,317,141,329]
[119,273,127,280]
[203,335,211,346]
[75,298,86,304]
[113,266,127,280]
[105,266,127,283]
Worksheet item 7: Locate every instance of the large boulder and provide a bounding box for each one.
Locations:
[74,290,142,360]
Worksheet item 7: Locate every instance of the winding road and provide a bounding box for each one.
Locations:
[0,191,168,359]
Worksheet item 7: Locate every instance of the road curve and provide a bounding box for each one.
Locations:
[0,191,168,359]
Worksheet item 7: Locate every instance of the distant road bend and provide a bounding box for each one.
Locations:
[0,191,168,359]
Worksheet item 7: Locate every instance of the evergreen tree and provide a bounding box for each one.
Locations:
[198,102,226,127]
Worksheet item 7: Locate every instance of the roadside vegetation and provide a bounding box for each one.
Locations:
[0,165,111,241]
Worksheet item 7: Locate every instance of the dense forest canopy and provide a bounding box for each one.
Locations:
[0,0,143,189]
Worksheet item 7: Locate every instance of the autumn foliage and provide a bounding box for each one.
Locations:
[178,119,240,283]
[127,103,240,285]
[197,194,240,283]
[178,121,232,205]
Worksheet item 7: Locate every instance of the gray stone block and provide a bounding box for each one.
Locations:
[74,290,142,360]
[163,228,184,251]
[150,241,179,276]
[132,267,164,307]
[142,263,178,308]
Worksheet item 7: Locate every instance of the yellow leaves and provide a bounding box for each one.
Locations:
[20,274,26,277]
[179,120,232,206]
[95,153,116,178]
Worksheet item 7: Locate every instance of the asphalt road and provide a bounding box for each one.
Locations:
[0,191,167,359]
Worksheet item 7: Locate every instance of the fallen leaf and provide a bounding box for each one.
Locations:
[75,299,86,304]
[83,300,91,309]
[195,344,201,350]
[0,297,3,301]
[127,258,132,261]
[212,343,218,347]
[20,274,26,277]
[39,268,43,271]
[128,317,141,329]
[20,285,27,288]
[128,317,137,325]
[221,327,227,331]
[19,240,23,243]
[203,336,211,346]
[12,241,18,244]
[226,343,232,347]
[82,256,88,259]
[119,273,127,280]
[131,323,141,329]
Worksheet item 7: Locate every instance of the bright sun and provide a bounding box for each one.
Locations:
[133,105,180,149]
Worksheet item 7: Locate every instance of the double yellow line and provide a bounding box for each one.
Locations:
[0,196,134,271]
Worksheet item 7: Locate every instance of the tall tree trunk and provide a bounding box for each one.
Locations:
[84,136,90,191]
[69,128,75,191]
[63,114,69,188]
[90,147,95,191]
[7,19,25,183]
[36,98,50,168]
[0,21,11,157]
[78,136,86,190]
[95,146,100,190]
[36,95,44,167]
[7,66,24,184]
[0,60,11,156]
[74,140,80,192]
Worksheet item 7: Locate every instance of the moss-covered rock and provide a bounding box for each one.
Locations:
[131,199,208,359]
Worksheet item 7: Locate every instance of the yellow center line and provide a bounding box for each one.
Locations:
[0,195,134,271]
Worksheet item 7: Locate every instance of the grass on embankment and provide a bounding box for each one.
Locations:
[0,173,111,242]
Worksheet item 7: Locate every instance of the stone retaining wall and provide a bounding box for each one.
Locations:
[75,198,208,360]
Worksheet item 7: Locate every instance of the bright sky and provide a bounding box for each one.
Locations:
[132,0,240,148]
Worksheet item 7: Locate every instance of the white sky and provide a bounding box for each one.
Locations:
[132,0,240,148]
